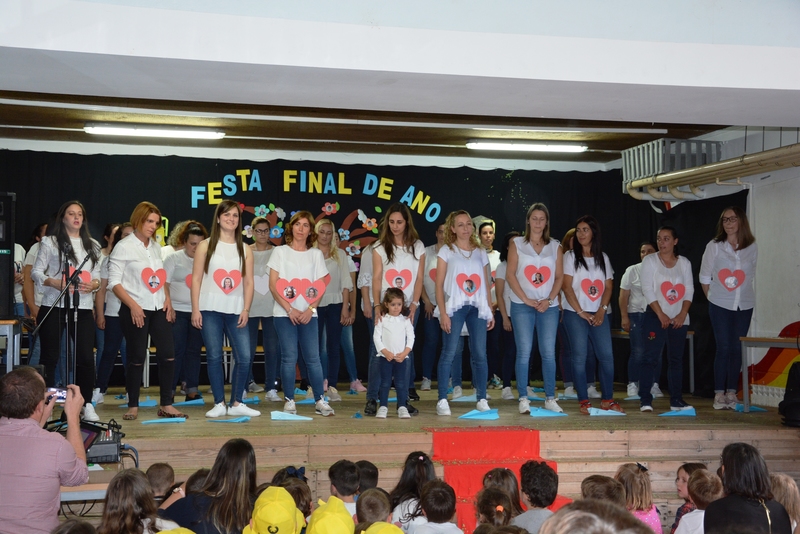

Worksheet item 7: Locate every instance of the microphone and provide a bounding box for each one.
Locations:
[62,241,73,254]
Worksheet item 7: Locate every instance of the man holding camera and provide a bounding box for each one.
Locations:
[0,367,89,534]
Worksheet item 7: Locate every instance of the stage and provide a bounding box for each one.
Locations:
[74,383,800,532]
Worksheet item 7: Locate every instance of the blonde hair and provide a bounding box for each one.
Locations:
[770,473,800,528]
[314,218,339,260]
[614,463,653,512]
[444,210,481,251]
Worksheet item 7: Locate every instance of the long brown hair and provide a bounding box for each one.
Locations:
[203,200,246,277]
[443,210,481,251]
[377,203,420,264]
[202,438,257,534]
[713,205,755,250]
[524,203,552,244]
[49,200,100,269]
[98,469,161,534]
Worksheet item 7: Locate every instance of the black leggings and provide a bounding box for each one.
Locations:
[36,306,95,405]
[119,304,175,407]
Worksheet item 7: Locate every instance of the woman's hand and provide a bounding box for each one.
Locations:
[439,313,451,334]
[297,308,313,325]
[163,298,175,323]
[621,315,630,332]
[237,309,249,328]
[129,302,146,328]
[486,316,495,331]
[592,309,605,327]
[96,313,106,329]
[502,316,512,332]
[534,300,550,313]
[409,302,418,321]
[577,310,594,325]
[363,304,372,320]
[672,312,687,329]
[373,305,383,326]
[424,301,435,319]
[78,280,95,294]
[340,307,351,326]
[191,310,203,329]
[657,311,670,329]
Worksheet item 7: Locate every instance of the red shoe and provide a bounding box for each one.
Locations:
[579,400,592,415]
[601,399,624,413]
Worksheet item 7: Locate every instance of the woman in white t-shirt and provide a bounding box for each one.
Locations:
[268,210,334,417]
[435,210,495,416]
[420,224,445,391]
[313,218,353,401]
[561,215,622,414]
[699,206,757,411]
[494,231,520,402]
[505,203,564,414]
[22,222,48,366]
[108,202,183,420]
[476,218,503,391]
[640,227,694,412]
[191,200,257,419]
[32,200,102,421]
[372,203,425,410]
[163,221,207,402]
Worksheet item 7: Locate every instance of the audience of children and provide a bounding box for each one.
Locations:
[614,463,662,533]
[475,487,514,527]
[670,463,707,534]
[357,460,380,493]
[329,460,361,519]
[413,480,462,534]
[579,475,626,509]
[770,473,800,534]
[674,469,723,534]
[146,462,176,505]
[511,461,557,534]
[98,468,180,534]
[483,468,526,518]
[389,452,437,533]
[357,488,394,527]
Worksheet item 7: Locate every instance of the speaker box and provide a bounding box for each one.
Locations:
[0,192,16,319]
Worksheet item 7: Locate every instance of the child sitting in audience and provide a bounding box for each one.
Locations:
[770,473,800,534]
[357,460,381,493]
[580,475,627,509]
[282,477,314,522]
[414,480,462,534]
[670,463,706,534]
[476,487,513,527]
[308,495,356,534]
[615,463,662,533]
[246,485,306,534]
[483,468,525,517]
[389,452,436,534]
[511,460,558,534]
[146,462,175,505]
[357,488,393,525]
[329,460,361,518]
[674,469,723,534]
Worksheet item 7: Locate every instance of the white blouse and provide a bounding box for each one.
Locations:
[267,246,329,317]
[620,263,648,314]
[32,236,101,310]
[356,243,375,311]
[509,237,561,307]
[163,249,194,313]
[562,250,614,314]
[198,241,249,315]
[108,233,167,312]
[373,314,415,357]
[250,248,275,318]
[99,255,123,317]
[487,249,501,305]
[13,244,25,305]
[699,240,757,311]
[421,244,439,307]
[494,261,513,316]
[437,244,492,321]
[24,243,44,307]
[641,254,694,324]
[374,240,426,306]
[319,250,354,307]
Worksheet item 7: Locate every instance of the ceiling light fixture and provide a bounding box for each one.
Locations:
[466,141,588,153]
[84,123,225,140]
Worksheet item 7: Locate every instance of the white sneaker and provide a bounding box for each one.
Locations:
[519,397,531,414]
[544,399,563,413]
[315,400,335,417]
[725,391,739,408]
[397,406,411,419]
[436,399,451,416]
[640,404,654,412]
[376,406,388,418]
[587,385,602,399]
[421,378,432,391]
[205,402,227,418]
[651,383,664,398]
[91,388,104,405]
[527,386,539,398]
[248,381,265,393]
[326,386,342,402]
[228,403,261,417]
[501,386,515,400]
[284,399,297,414]
[713,392,729,410]
[476,399,491,412]
[265,389,282,402]
[627,382,639,397]
[82,403,100,422]
[452,386,463,399]
[563,386,576,397]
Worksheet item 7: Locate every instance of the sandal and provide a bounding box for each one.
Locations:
[158,408,188,419]
[123,411,138,421]
[601,399,624,413]
[579,400,592,415]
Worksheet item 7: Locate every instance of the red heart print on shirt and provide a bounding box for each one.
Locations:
[456,273,481,296]
[68,266,92,286]
[213,269,242,295]
[141,268,166,294]
[718,269,745,292]
[184,274,192,289]
[660,281,685,304]
[386,269,412,290]
[581,279,603,301]
[276,278,327,305]
[428,268,437,283]
[491,270,496,290]
[524,265,551,288]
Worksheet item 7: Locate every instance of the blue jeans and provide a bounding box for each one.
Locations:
[421,312,440,380]
[172,311,203,394]
[511,303,559,398]
[626,312,662,386]
[340,325,358,383]
[249,316,281,391]
[437,306,488,401]
[639,310,688,405]
[200,311,251,405]
[275,317,325,401]
[380,357,409,408]
[563,310,615,402]
[487,309,502,378]
[501,322,516,388]
[365,317,380,401]
[406,308,420,389]
[709,302,753,392]
[317,303,344,388]
[96,316,128,392]
[558,319,596,387]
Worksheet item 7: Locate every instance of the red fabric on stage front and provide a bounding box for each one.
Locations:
[428,426,540,462]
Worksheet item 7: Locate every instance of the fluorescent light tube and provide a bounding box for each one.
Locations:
[84,123,224,140]
[466,142,587,153]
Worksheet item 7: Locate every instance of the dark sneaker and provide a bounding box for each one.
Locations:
[364,398,377,415]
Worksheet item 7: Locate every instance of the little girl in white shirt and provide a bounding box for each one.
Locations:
[373,287,415,419]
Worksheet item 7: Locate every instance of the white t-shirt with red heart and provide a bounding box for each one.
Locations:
[508,237,561,307]
[268,245,329,317]
[699,240,757,312]
[99,255,123,317]
[356,243,375,311]
[422,243,440,308]
[436,244,492,321]
[163,249,194,313]
[107,233,165,312]
[319,250,354,308]
[374,240,426,307]
[250,248,275,318]
[641,253,694,324]
[562,250,614,315]
[199,241,249,315]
